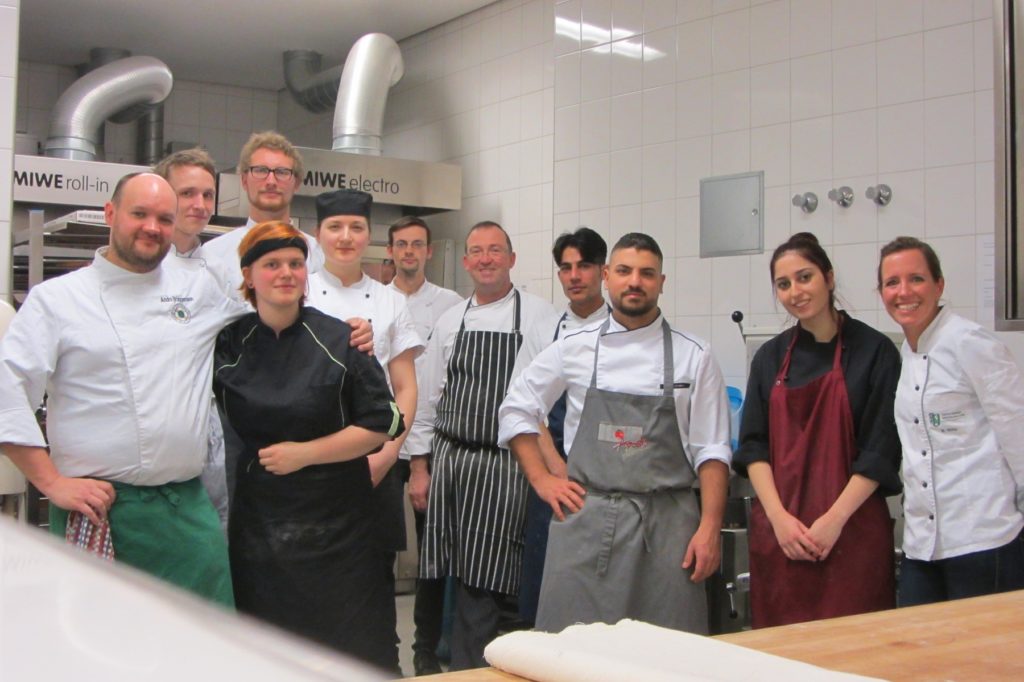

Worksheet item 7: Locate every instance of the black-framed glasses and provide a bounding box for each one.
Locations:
[248,165,295,181]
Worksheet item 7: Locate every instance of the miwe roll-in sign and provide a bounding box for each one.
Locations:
[13,155,149,206]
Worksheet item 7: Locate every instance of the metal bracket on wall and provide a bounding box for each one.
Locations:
[866,184,893,206]
[827,186,855,208]
[791,191,818,213]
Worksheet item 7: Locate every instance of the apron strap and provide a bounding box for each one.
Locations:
[776,316,846,385]
[590,317,612,389]
[831,315,845,370]
[590,489,655,577]
[660,319,674,397]
[457,287,522,334]
[590,315,674,396]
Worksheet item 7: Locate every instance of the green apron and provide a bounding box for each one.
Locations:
[50,477,234,608]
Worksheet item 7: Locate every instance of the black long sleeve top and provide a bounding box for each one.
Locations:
[732,313,902,496]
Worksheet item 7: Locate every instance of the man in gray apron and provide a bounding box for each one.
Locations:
[499,232,731,633]
[519,227,610,625]
[416,221,559,669]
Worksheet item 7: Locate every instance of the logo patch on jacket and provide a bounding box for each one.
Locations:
[170,302,192,323]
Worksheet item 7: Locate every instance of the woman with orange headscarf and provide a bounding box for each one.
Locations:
[213,220,404,672]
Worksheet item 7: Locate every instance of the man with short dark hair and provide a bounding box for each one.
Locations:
[0,173,245,605]
[517,226,611,625]
[499,232,731,634]
[416,220,558,669]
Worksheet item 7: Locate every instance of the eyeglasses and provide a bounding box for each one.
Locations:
[393,240,428,250]
[247,165,295,181]
[466,245,509,259]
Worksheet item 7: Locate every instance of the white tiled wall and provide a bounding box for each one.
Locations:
[0,0,19,303]
[278,0,557,298]
[551,0,1007,386]
[16,62,277,170]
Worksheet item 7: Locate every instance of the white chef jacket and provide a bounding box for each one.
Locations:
[895,307,1024,561]
[551,302,610,341]
[201,217,323,302]
[387,279,464,456]
[308,269,424,371]
[498,312,732,472]
[412,286,559,451]
[163,241,231,294]
[0,250,247,485]
[163,242,233,526]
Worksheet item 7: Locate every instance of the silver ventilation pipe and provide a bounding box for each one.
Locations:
[332,34,404,156]
[45,55,173,161]
[282,49,343,113]
[83,49,168,164]
[136,106,165,166]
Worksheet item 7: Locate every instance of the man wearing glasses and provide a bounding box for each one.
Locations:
[203,130,323,301]
[415,221,558,670]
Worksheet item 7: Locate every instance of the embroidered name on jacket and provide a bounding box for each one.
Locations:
[598,423,649,450]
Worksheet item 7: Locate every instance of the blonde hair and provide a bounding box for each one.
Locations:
[237,131,304,181]
[153,147,216,181]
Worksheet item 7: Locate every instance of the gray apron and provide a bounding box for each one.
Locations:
[420,290,529,594]
[535,318,707,633]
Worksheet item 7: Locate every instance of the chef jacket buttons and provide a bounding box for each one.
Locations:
[922,481,928,487]
[921,450,927,456]
[928,514,934,520]
[365,293,370,298]
[322,290,327,295]
[915,385,920,391]
[914,418,919,424]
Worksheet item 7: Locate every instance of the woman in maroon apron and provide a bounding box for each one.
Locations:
[734,232,901,628]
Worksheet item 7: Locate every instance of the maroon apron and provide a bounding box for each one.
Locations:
[748,324,894,628]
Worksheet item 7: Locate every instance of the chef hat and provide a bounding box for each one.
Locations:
[316,189,373,224]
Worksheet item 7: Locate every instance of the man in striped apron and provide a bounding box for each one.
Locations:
[417,221,559,669]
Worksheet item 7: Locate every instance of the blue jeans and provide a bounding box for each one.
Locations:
[898,530,1024,607]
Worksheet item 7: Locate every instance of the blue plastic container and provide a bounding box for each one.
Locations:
[726,386,743,451]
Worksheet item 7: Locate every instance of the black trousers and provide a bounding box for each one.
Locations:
[450,580,521,671]
[397,459,446,657]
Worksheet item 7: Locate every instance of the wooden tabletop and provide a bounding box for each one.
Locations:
[406,590,1024,681]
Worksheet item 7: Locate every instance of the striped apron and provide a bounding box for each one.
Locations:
[420,290,528,595]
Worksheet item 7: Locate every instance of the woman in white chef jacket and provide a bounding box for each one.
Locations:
[305,189,424,666]
[878,236,1024,606]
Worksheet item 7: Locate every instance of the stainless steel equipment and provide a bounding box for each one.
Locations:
[994,1,1024,330]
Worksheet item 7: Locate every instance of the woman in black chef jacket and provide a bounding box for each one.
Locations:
[213,220,404,672]
[733,232,902,628]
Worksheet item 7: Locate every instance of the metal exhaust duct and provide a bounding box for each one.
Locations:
[332,33,404,156]
[282,33,404,156]
[282,49,343,113]
[44,56,173,161]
